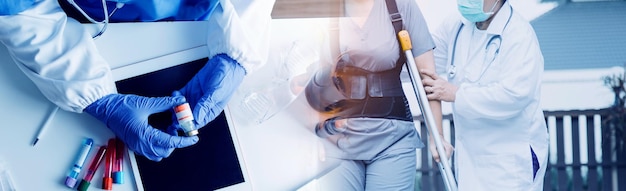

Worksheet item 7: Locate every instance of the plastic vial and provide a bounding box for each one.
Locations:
[174,102,198,136]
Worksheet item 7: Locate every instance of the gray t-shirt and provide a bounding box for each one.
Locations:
[324,0,430,160]
[339,0,435,72]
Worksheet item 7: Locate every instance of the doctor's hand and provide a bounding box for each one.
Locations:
[421,70,458,102]
[174,54,246,129]
[84,94,199,161]
[429,136,454,163]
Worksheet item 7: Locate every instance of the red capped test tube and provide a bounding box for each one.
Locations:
[77,146,107,191]
[102,139,116,190]
[113,138,125,184]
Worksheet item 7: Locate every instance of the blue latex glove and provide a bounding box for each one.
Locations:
[174,54,246,129]
[0,0,39,15]
[85,93,199,161]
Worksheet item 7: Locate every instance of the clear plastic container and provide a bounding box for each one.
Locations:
[233,39,321,125]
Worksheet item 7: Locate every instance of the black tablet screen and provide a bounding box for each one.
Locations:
[115,58,245,191]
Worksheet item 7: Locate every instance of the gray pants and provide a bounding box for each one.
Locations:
[316,118,423,190]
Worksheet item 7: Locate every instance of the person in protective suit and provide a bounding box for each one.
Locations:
[0,0,271,161]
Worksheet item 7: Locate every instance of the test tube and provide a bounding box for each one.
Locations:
[174,102,198,136]
[65,138,93,188]
[77,146,107,191]
[102,139,116,190]
[113,138,125,184]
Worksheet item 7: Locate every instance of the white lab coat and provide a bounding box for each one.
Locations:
[0,0,272,113]
[432,2,549,191]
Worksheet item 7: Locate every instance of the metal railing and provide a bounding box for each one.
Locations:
[415,109,626,191]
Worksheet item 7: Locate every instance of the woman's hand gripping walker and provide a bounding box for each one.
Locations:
[398,30,458,191]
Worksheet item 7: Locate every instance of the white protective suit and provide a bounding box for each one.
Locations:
[0,0,271,113]
[432,2,549,191]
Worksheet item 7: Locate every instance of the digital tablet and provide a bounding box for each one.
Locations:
[115,58,252,191]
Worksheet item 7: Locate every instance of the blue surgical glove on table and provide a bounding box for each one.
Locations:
[173,54,246,129]
[84,93,199,161]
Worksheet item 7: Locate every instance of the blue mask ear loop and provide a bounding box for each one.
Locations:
[449,23,464,79]
[485,0,500,15]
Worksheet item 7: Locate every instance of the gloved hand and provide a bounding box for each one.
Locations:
[0,0,39,15]
[173,54,246,129]
[84,93,199,161]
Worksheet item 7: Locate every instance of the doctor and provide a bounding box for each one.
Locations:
[0,0,270,161]
[421,0,549,190]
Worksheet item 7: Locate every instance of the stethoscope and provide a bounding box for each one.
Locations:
[66,0,125,39]
[448,6,513,82]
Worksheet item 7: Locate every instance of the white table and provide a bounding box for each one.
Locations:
[0,43,137,190]
[0,18,341,191]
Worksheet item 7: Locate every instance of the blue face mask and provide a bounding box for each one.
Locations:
[457,0,499,23]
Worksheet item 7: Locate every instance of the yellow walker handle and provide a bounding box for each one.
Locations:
[398,30,413,51]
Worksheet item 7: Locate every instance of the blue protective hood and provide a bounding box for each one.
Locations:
[0,0,42,15]
[71,0,220,22]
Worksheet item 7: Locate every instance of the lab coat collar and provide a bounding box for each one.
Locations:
[485,1,512,35]
[459,14,473,28]
[459,1,512,35]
